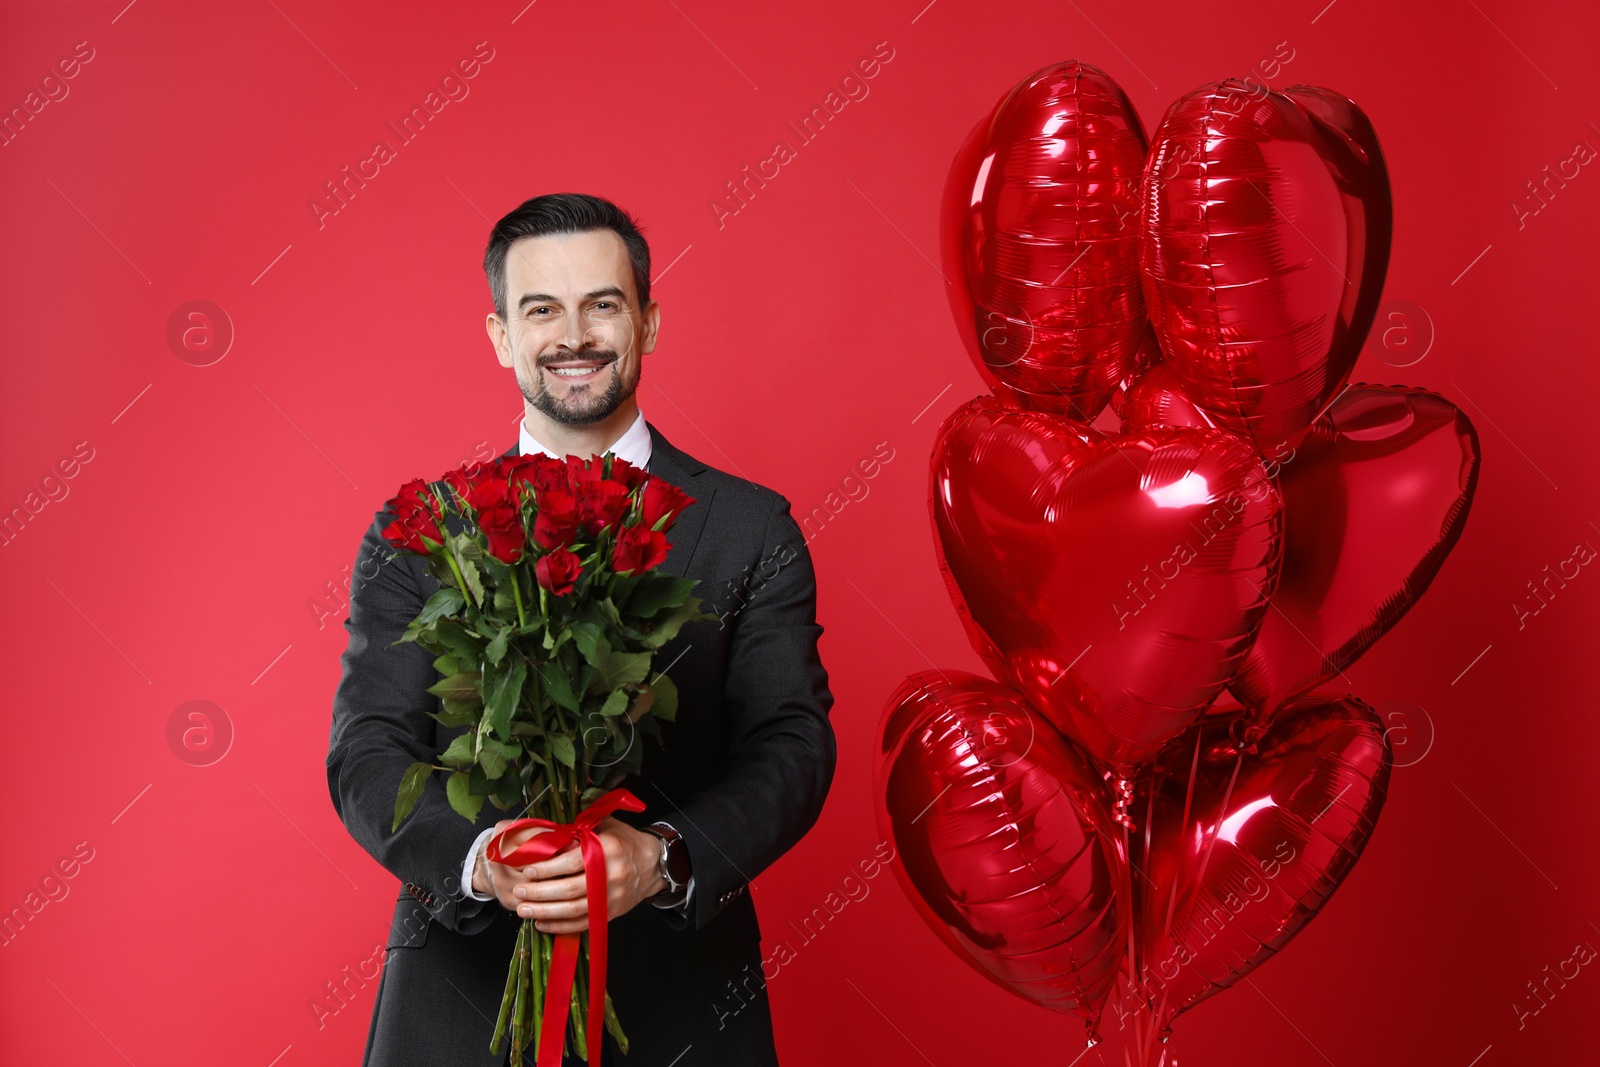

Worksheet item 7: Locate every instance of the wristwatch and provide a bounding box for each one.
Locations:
[642,821,691,897]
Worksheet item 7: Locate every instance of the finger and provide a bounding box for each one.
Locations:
[521,841,583,880]
[535,919,590,934]
[515,873,587,902]
[505,825,553,849]
[519,896,588,922]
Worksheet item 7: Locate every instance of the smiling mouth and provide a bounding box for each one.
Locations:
[543,359,613,381]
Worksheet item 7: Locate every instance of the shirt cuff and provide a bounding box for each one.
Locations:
[462,825,498,902]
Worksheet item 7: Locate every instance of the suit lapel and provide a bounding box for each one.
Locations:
[646,423,714,577]
[500,419,715,578]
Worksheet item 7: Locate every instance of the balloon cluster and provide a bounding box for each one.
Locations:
[874,61,1481,1056]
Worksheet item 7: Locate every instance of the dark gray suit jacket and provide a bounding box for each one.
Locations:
[326,421,836,1065]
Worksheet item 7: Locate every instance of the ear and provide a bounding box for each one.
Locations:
[486,312,512,368]
[639,300,661,357]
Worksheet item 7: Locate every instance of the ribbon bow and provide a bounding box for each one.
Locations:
[486,787,647,1067]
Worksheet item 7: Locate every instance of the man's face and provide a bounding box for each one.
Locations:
[487,229,659,426]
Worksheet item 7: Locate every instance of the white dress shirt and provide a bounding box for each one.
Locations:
[460,406,695,916]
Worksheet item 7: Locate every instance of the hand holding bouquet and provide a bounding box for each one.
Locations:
[380,448,711,1065]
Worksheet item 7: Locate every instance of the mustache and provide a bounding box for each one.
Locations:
[538,351,618,367]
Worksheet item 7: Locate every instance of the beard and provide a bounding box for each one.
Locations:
[517,349,638,426]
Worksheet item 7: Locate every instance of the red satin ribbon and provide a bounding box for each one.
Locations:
[486,787,646,1067]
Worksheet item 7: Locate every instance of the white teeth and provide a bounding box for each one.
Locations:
[549,365,604,377]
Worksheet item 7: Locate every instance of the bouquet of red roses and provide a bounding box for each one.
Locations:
[380,448,710,1065]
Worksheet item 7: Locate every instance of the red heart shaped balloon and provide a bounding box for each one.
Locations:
[1132,694,1391,1028]
[1113,360,1216,432]
[942,59,1150,421]
[1140,81,1392,456]
[875,669,1128,1031]
[1228,385,1480,719]
[931,395,1284,772]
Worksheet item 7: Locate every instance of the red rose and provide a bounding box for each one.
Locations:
[533,489,581,549]
[564,454,602,486]
[445,465,512,511]
[516,455,565,494]
[577,479,632,535]
[535,546,583,596]
[383,504,441,555]
[388,477,436,511]
[382,479,443,554]
[612,525,669,575]
[478,503,526,564]
[607,455,649,492]
[640,476,696,530]
[499,455,542,507]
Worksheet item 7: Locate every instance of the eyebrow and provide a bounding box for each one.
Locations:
[517,287,628,311]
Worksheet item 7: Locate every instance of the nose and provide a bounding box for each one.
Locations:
[559,314,592,354]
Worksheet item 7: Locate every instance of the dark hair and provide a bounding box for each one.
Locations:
[483,193,652,320]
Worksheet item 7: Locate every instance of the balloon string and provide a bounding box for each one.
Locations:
[1140,773,1174,1058]
[1175,745,1246,957]
[1120,821,1138,1039]
[1157,728,1206,966]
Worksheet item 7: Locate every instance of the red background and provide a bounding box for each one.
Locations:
[2,0,1596,1063]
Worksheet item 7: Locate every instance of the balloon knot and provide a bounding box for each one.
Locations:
[1109,775,1137,831]
[1226,714,1264,754]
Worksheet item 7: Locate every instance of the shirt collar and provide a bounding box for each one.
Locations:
[518,407,653,470]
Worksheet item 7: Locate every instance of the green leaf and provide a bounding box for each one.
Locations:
[485,658,528,738]
[418,586,466,626]
[648,673,678,722]
[549,733,576,768]
[626,574,698,618]
[433,698,479,728]
[446,771,484,822]
[495,770,524,807]
[456,533,485,562]
[440,733,475,764]
[599,688,630,718]
[571,622,608,669]
[432,653,462,676]
[457,556,486,607]
[492,580,516,615]
[642,597,705,649]
[608,574,640,609]
[484,625,511,666]
[626,686,654,722]
[433,619,484,663]
[598,650,652,690]
[478,737,520,778]
[392,761,432,832]
[538,659,580,712]
[426,672,481,702]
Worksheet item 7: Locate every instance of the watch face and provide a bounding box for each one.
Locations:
[664,838,690,885]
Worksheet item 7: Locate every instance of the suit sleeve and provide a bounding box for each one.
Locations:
[668,493,838,930]
[325,508,504,937]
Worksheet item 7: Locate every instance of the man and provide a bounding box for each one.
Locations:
[325,193,836,1065]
